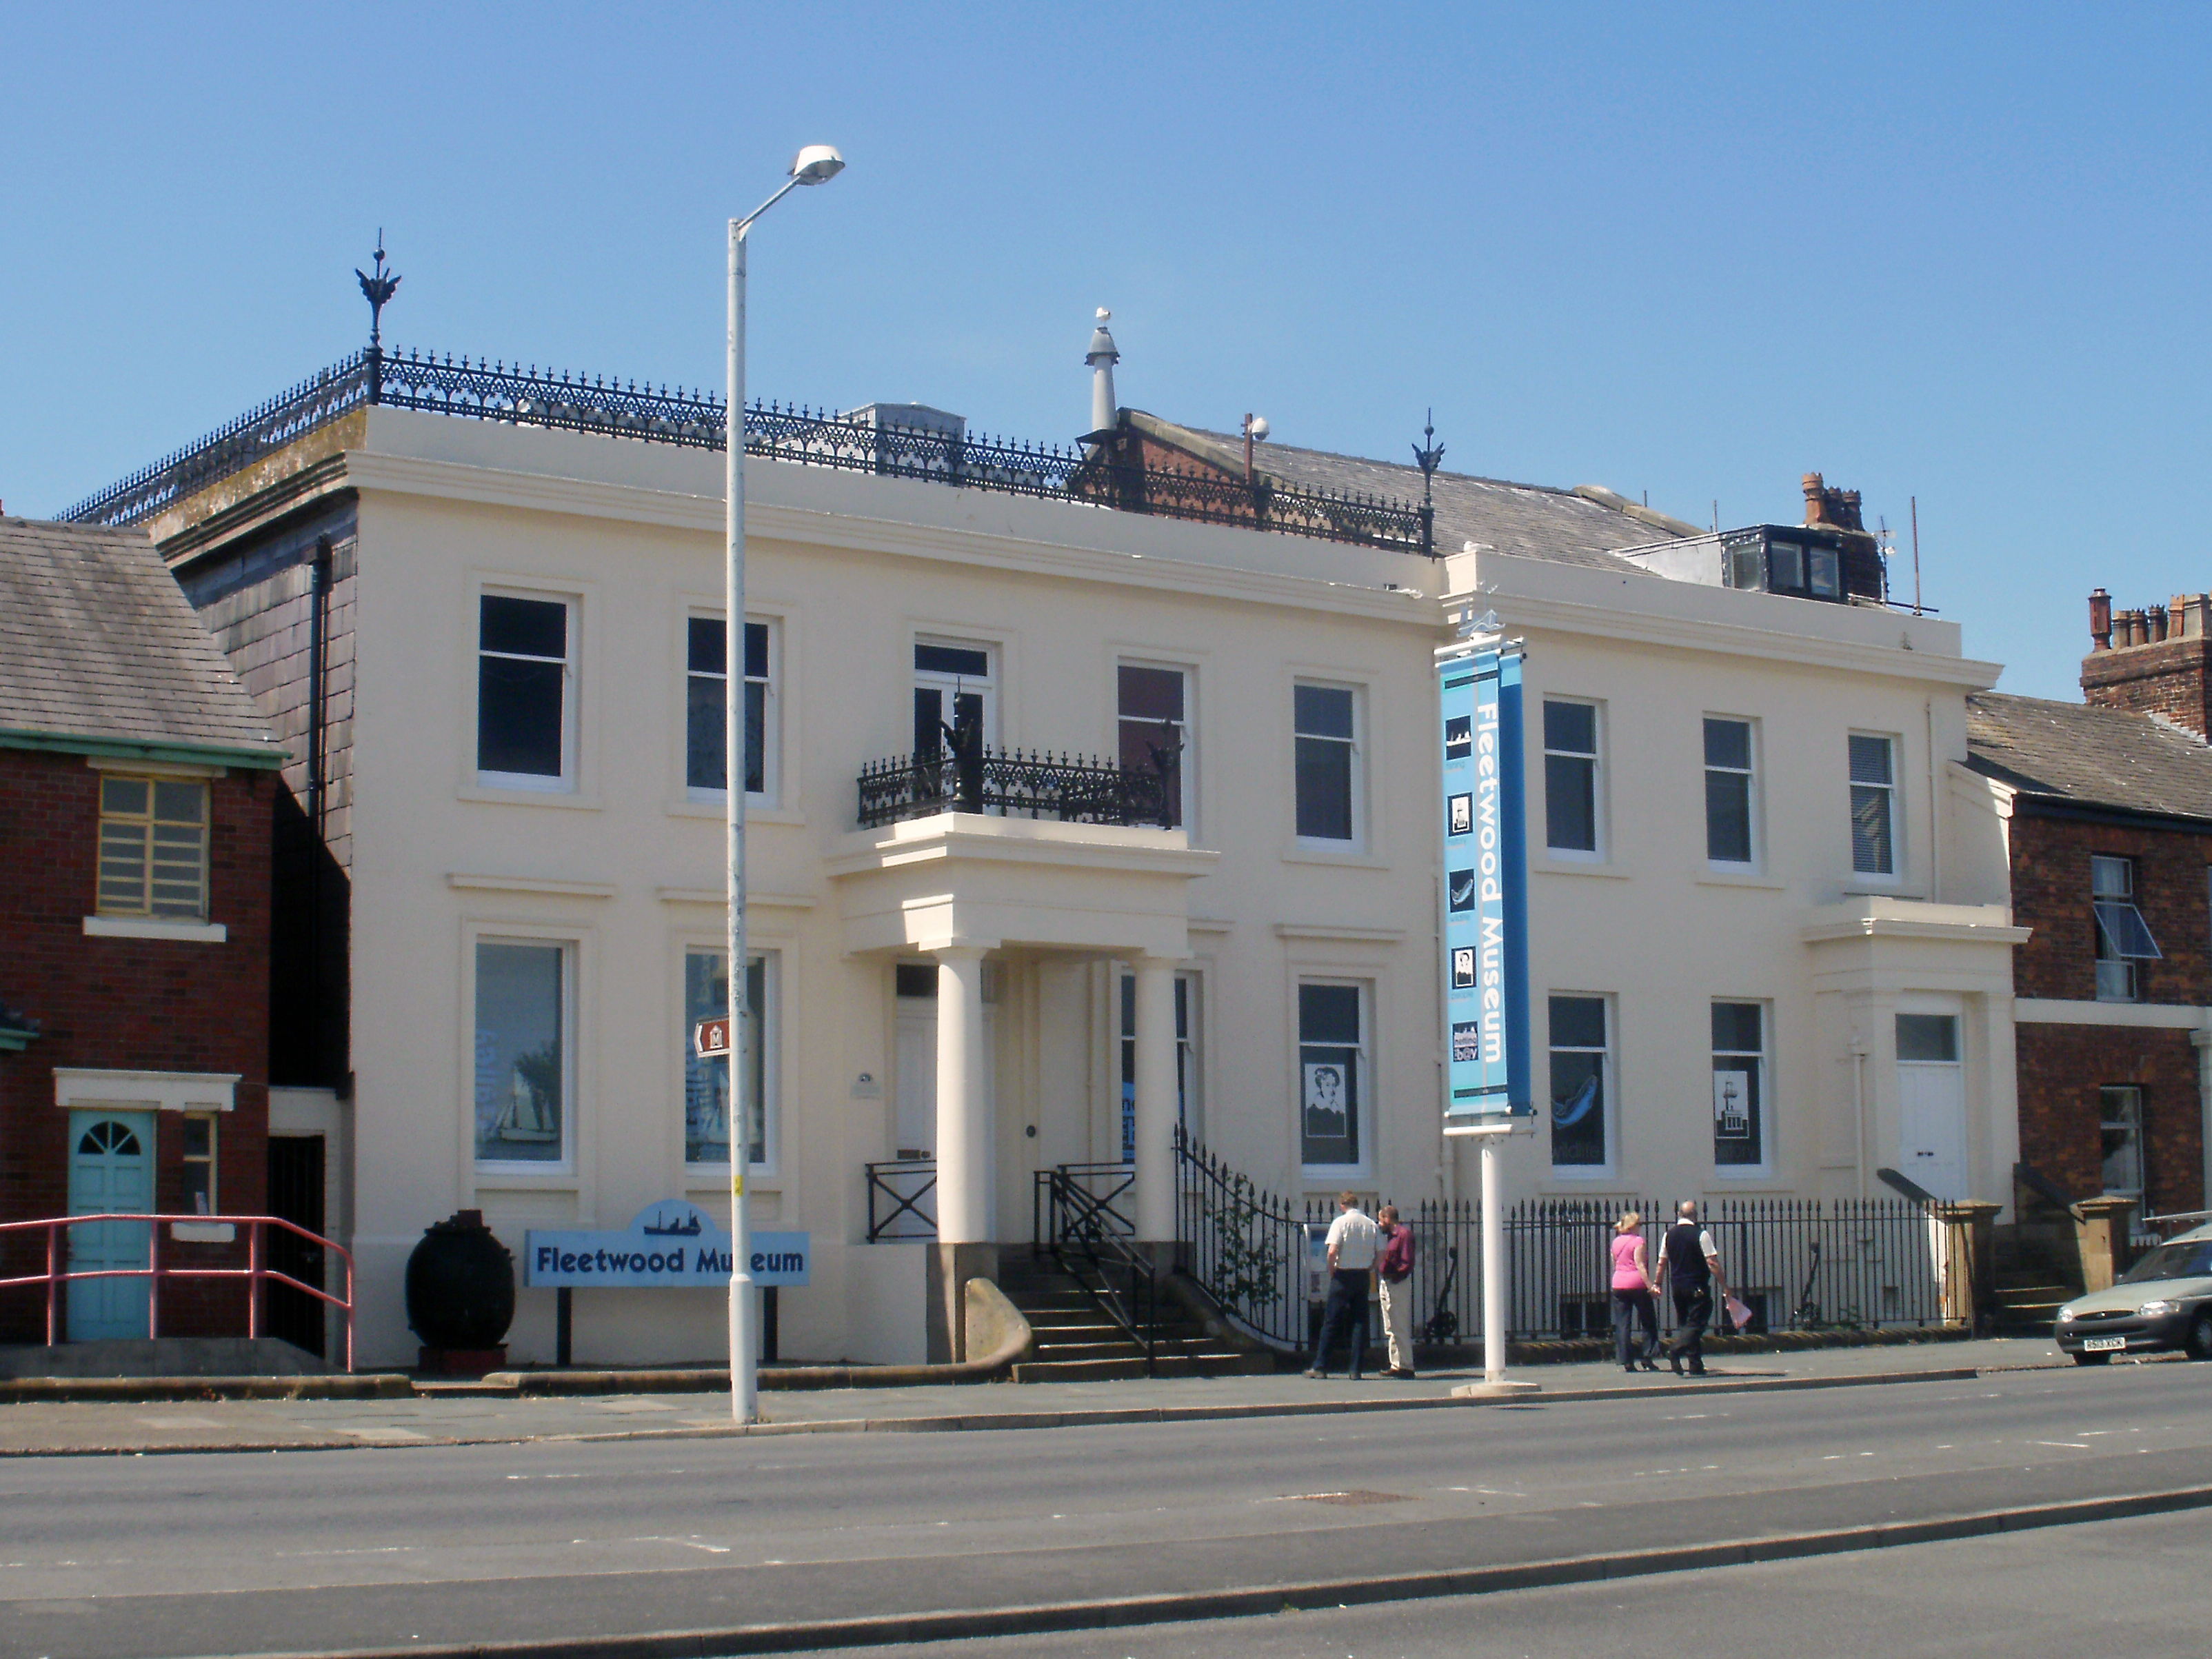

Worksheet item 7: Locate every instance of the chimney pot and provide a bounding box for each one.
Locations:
[2149,605,2170,643]
[1802,472,1824,525]
[2089,587,2112,650]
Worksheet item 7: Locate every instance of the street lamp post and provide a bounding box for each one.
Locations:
[727,144,844,1427]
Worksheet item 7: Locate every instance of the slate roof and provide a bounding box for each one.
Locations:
[1966,691,2212,824]
[0,516,284,763]
[1123,410,1697,570]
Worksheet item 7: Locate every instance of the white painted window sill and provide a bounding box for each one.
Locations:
[84,916,227,943]
[1697,868,1787,891]
[170,1222,236,1243]
[459,783,602,810]
[1280,843,1389,870]
[667,796,803,825]
[472,1170,581,1189]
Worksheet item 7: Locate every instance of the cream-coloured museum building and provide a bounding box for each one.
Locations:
[77,328,2025,1367]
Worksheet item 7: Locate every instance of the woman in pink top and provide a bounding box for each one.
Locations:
[1609,1211,1661,1372]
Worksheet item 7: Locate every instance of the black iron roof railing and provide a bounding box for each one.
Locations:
[858,746,1175,831]
[61,348,1431,554]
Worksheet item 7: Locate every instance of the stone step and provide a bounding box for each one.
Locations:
[1029,1335,1234,1363]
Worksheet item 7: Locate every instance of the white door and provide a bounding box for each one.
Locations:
[1896,1012,1967,1200]
[892,994,995,1159]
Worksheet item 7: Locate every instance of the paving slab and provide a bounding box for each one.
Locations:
[0,1334,2104,1456]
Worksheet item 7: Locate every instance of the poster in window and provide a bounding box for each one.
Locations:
[1713,1069,1752,1140]
[1303,1062,1350,1145]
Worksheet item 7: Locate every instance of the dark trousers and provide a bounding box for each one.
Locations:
[1311,1269,1370,1377]
[1669,1283,1712,1369]
[1611,1286,1660,1367]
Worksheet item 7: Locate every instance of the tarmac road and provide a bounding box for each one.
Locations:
[0,1362,2206,1659]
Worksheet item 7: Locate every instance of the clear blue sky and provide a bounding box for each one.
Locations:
[5,3,2204,701]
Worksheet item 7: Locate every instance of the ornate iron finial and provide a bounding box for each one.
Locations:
[1412,409,1444,558]
[356,231,401,350]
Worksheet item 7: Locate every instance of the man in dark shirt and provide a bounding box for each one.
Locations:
[1660,1200,1727,1376]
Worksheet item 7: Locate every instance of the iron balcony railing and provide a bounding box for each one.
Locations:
[857,745,1176,831]
[61,348,1430,555]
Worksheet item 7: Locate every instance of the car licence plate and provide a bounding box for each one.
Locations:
[2081,1336,2126,1352]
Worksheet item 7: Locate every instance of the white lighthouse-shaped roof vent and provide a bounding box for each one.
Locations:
[1086,308,1119,438]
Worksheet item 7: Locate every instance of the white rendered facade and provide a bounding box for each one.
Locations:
[154,403,2024,1367]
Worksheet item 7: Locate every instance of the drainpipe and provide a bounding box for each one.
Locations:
[308,534,332,1084]
[1924,698,1941,901]
[2195,1016,2212,1211]
[1850,1029,1872,1205]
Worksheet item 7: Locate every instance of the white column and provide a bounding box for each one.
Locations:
[1132,957,1178,1242]
[934,947,992,1243]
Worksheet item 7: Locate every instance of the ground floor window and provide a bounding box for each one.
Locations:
[1547,995,1609,1169]
[2099,1084,2144,1198]
[1118,969,1200,1160]
[474,939,570,1167]
[1298,981,1366,1172]
[180,1113,217,1214]
[1711,1001,1767,1169]
[685,949,773,1169]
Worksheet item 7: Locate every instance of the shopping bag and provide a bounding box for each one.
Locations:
[1724,1294,1754,1334]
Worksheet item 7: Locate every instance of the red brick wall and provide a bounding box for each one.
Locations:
[2015,1024,2202,1218]
[2008,813,2211,1004]
[2080,638,2212,740]
[2008,808,2209,1213]
[0,747,272,1344]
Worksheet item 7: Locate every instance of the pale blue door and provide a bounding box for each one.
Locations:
[67,1111,154,1341]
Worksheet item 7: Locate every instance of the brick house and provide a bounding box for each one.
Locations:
[0,516,286,1347]
[1965,588,2212,1232]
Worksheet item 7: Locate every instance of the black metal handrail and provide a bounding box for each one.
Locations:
[865,1158,936,1242]
[857,746,1173,830]
[1035,1167,1161,1374]
[2013,1160,2086,1223]
[63,347,1429,556]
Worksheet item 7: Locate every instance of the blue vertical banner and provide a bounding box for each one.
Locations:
[1439,644,1531,1127]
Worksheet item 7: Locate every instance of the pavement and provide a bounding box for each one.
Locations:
[0,1335,2096,1456]
[2,1351,2206,1659]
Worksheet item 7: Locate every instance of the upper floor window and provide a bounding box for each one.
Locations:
[478,593,574,787]
[1293,683,1359,843]
[1848,733,1896,876]
[915,639,996,757]
[2092,854,2160,1002]
[97,776,208,919]
[1543,699,1600,856]
[1118,664,1189,830]
[1704,717,1756,865]
[686,616,773,798]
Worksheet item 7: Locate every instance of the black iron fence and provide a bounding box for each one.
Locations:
[1174,1134,1946,1351]
[865,1158,936,1243]
[63,348,1429,556]
[857,747,1173,830]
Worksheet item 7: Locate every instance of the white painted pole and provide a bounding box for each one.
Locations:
[1481,1134,1505,1386]
[725,214,757,1427]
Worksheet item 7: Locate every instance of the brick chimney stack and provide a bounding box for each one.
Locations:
[2082,585,2212,740]
[1801,472,1866,533]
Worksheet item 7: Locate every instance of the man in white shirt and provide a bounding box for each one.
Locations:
[1305,1192,1380,1380]
[1660,1199,1728,1376]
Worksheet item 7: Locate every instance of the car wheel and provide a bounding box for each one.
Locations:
[2187,1311,2212,1362]
[2073,1351,2111,1366]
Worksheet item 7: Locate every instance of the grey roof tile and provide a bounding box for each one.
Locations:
[1965,692,2212,823]
[0,516,284,759]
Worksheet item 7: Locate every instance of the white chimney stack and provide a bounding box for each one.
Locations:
[1085,308,1119,436]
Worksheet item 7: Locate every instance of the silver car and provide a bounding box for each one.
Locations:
[2054,1222,2212,1365]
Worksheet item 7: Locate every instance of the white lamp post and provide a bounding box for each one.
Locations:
[727,143,844,1426]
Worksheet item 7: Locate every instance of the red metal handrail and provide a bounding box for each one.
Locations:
[0,1213,354,1371]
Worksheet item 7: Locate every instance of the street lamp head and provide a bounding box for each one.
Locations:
[790,145,846,185]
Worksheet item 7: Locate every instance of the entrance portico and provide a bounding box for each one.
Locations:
[829,812,1215,1355]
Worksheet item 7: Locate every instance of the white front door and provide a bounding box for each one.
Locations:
[892,984,995,1160]
[1896,1012,1967,1200]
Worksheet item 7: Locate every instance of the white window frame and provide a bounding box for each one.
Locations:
[1296,976,1372,1180]
[1711,998,1773,1178]
[914,634,1000,752]
[1291,680,1365,850]
[1116,658,1195,834]
[685,612,779,807]
[1546,992,1614,1176]
[476,587,579,793]
[1542,696,1605,862]
[681,943,779,1178]
[471,934,578,1176]
[1117,965,1203,1160]
[180,1112,218,1215]
[1847,731,1902,881]
[1702,714,1760,870]
[2098,1083,2145,1200]
[2091,854,2158,1003]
